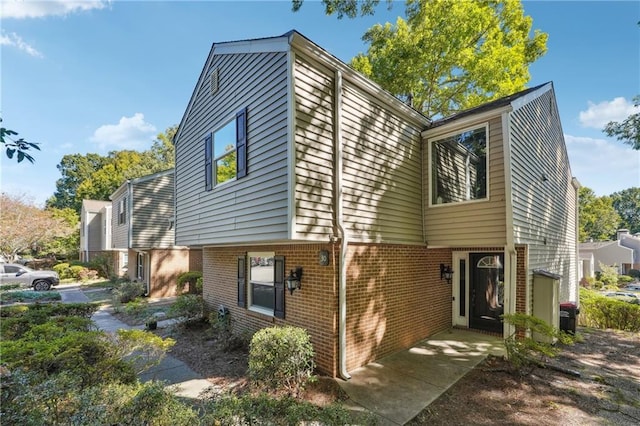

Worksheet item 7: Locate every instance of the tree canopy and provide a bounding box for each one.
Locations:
[611,187,640,234]
[348,0,547,118]
[292,0,393,19]
[0,194,74,262]
[46,126,176,213]
[578,187,622,242]
[603,95,640,150]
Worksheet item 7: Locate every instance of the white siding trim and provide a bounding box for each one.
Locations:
[510,83,552,112]
[213,37,289,55]
[422,107,509,139]
[288,50,297,240]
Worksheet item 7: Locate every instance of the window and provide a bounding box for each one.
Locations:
[430,126,487,205]
[136,252,144,280]
[118,198,127,224]
[205,107,247,190]
[238,253,285,318]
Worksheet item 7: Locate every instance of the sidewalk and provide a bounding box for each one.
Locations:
[59,286,212,399]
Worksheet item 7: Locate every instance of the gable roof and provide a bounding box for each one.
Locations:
[82,199,111,212]
[173,30,429,144]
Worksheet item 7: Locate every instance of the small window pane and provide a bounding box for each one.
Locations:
[431,127,487,205]
[214,121,235,158]
[216,151,236,184]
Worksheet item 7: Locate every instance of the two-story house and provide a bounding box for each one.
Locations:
[110,169,202,298]
[80,199,127,276]
[173,31,579,378]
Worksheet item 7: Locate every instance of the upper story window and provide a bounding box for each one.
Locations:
[118,197,127,224]
[430,125,488,205]
[205,107,247,191]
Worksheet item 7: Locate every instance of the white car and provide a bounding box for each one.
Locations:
[0,263,60,291]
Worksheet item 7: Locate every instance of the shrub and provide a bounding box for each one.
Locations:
[86,254,113,278]
[167,294,204,321]
[249,326,315,397]
[176,271,203,294]
[77,268,99,281]
[53,262,71,279]
[113,329,176,374]
[0,290,61,304]
[618,274,634,285]
[208,310,250,352]
[628,269,640,279]
[123,297,148,318]
[502,313,574,375]
[113,281,145,304]
[579,288,640,332]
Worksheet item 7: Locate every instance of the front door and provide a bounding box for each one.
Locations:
[469,253,504,333]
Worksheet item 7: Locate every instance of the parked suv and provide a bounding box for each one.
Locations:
[0,263,60,291]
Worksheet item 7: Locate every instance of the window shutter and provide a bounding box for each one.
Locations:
[236,107,247,179]
[204,133,213,191]
[237,255,246,308]
[274,255,285,319]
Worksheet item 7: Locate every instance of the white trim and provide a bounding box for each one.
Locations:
[427,123,490,208]
[502,110,517,339]
[452,251,469,327]
[247,251,276,315]
[510,83,552,112]
[421,107,509,138]
[213,37,289,55]
[130,168,174,185]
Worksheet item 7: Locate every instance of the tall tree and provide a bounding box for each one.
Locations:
[47,153,109,212]
[578,187,621,242]
[40,208,80,259]
[349,0,547,118]
[603,95,640,150]
[611,187,640,234]
[0,193,73,262]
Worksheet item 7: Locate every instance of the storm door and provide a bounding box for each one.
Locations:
[469,253,504,333]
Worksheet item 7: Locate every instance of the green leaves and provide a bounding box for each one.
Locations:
[1,123,40,163]
[604,95,640,150]
[350,0,548,118]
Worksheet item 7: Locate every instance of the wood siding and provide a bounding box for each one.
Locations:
[423,117,507,247]
[175,51,290,246]
[87,212,102,250]
[131,172,175,249]
[509,90,577,302]
[293,52,424,243]
[111,190,128,249]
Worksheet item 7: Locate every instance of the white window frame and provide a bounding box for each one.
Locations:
[428,123,489,207]
[247,251,275,316]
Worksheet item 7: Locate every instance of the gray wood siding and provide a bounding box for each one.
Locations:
[293,54,335,238]
[131,173,175,249]
[111,191,128,249]
[87,213,102,250]
[293,53,424,243]
[424,117,507,247]
[340,82,423,243]
[509,90,577,302]
[175,51,290,246]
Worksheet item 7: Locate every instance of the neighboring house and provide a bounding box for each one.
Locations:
[173,31,578,378]
[579,229,640,277]
[110,169,202,298]
[80,199,127,276]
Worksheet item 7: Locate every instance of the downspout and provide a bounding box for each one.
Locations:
[334,69,350,380]
[502,110,517,340]
[571,177,581,306]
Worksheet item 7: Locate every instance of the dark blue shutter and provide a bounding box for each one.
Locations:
[274,255,285,319]
[237,256,246,308]
[236,108,247,179]
[204,133,213,191]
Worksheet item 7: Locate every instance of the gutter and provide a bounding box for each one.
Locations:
[334,69,350,380]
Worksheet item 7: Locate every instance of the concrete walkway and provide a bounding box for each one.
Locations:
[58,286,213,399]
[337,328,505,425]
[59,285,504,424]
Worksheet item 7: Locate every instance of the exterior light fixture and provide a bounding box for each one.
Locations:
[286,267,303,295]
[440,264,453,284]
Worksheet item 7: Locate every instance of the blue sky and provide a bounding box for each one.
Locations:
[1,0,639,207]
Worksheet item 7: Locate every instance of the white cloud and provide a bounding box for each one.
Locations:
[0,31,42,57]
[90,113,157,151]
[0,0,109,19]
[578,97,639,129]
[565,134,640,196]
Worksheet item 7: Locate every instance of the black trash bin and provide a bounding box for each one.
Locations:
[559,302,579,334]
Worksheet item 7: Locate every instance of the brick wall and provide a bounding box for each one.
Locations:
[148,248,191,298]
[188,249,203,272]
[202,243,453,376]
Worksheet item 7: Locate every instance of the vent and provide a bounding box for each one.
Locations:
[210,68,219,96]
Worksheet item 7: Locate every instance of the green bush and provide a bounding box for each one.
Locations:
[579,288,640,332]
[0,303,98,339]
[167,294,204,321]
[201,391,371,426]
[123,297,148,318]
[208,311,250,352]
[502,313,574,375]
[176,271,203,294]
[618,274,635,285]
[249,326,315,397]
[628,269,640,279]
[113,281,145,304]
[0,290,61,304]
[53,262,71,279]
